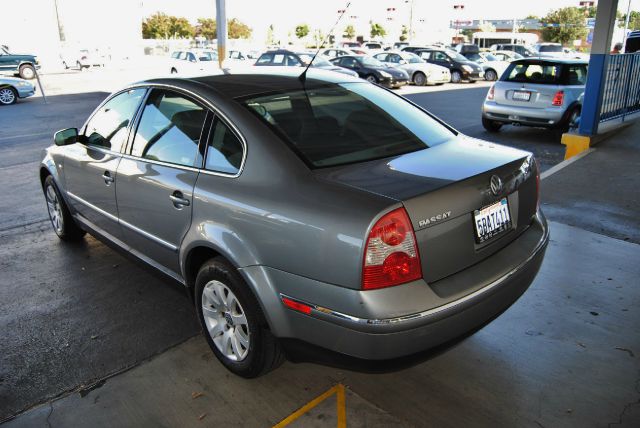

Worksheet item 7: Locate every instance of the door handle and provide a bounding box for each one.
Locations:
[169,191,190,208]
[102,171,114,185]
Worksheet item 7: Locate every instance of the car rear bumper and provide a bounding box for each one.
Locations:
[464,71,484,81]
[483,101,566,127]
[242,210,549,360]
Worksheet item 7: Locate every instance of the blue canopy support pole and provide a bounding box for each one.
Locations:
[578,0,619,136]
[216,0,227,69]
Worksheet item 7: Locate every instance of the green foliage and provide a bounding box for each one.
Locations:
[142,13,194,39]
[228,18,252,39]
[343,24,356,39]
[620,11,640,30]
[370,23,386,39]
[295,24,310,39]
[525,15,540,20]
[266,24,275,46]
[541,7,588,45]
[197,18,216,40]
[579,6,597,18]
[400,25,409,42]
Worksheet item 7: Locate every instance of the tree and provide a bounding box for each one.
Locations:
[142,13,194,39]
[343,24,355,39]
[579,6,597,18]
[399,25,409,42]
[228,18,252,39]
[295,24,310,39]
[370,23,386,39]
[525,15,540,20]
[478,21,496,33]
[620,11,640,31]
[266,24,275,46]
[541,7,588,45]
[197,18,216,40]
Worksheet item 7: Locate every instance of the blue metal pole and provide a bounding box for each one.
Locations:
[578,0,619,136]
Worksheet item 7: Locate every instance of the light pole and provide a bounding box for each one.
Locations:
[53,0,66,42]
[453,4,465,43]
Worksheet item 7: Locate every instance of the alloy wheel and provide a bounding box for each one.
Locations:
[0,88,16,105]
[201,280,250,361]
[45,184,64,234]
[366,75,377,83]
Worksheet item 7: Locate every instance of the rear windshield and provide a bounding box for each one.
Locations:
[240,83,454,168]
[539,45,563,53]
[503,62,561,84]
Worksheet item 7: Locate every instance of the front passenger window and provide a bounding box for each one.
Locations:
[131,89,206,167]
[83,88,145,152]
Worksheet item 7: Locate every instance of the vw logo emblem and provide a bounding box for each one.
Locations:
[490,175,503,196]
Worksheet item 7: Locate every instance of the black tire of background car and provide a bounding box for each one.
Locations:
[18,64,36,80]
[451,70,462,83]
[43,175,87,241]
[485,69,498,81]
[195,257,285,378]
[413,71,427,86]
[482,117,503,132]
[365,74,378,83]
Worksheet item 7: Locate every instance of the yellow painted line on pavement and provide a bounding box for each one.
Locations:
[273,383,347,428]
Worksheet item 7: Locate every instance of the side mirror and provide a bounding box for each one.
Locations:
[54,128,78,146]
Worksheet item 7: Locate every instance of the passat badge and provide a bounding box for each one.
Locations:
[418,211,452,228]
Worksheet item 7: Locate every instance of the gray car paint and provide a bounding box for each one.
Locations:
[40,69,548,360]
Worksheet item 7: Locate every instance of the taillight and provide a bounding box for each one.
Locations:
[552,90,564,106]
[362,208,422,290]
[487,85,495,100]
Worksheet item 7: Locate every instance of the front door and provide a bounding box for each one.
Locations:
[64,88,146,239]
[116,88,208,276]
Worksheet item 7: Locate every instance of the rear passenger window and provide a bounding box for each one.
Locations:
[566,65,587,85]
[131,89,206,167]
[205,120,244,174]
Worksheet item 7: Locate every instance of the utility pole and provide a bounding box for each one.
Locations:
[216,0,226,68]
[53,0,66,42]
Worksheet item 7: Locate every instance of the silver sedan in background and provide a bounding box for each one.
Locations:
[373,51,450,86]
[0,76,35,105]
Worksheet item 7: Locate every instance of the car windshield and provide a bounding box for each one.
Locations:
[466,53,483,62]
[402,53,423,63]
[448,51,469,62]
[503,62,561,84]
[241,83,454,168]
[1,46,9,54]
[539,45,563,53]
[361,56,384,67]
[299,54,332,67]
[198,51,218,61]
[482,53,499,61]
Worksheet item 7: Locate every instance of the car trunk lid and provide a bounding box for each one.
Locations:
[314,136,538,283]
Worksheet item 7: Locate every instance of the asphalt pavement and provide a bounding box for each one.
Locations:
[0,73,638,426]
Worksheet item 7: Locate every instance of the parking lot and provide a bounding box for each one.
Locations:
[1,66,639,427]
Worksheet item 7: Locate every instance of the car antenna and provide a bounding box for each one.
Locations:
[299,2,351,84]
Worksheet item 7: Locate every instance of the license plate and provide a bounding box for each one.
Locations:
[473,198,512,243]
[512,90,531,101]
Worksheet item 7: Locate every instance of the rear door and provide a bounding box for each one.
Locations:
[64,88,146,239]
[116,88,208,275]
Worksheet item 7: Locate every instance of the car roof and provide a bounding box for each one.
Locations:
[143,68,361,99]
[511,58,588,65]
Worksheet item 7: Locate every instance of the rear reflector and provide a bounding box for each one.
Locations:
[552,90,564,106]
[281,297,312,315]
[362,208,422,290]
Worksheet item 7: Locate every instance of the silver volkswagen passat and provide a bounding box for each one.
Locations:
[40,69,548,378]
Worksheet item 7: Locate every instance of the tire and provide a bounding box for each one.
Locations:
[18,64,36,80]
[76,61,83,70]
[365,74,378,83]
[482,117,503,132]
[559,106,581,133]
[170,68,178,74]
[0,87,18,105]
[413,71,427,86]
[62,61,68,69]
[43,175,86,241]
[450,70,462,83]
[195,257,284,378]
[485,69,498,81]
